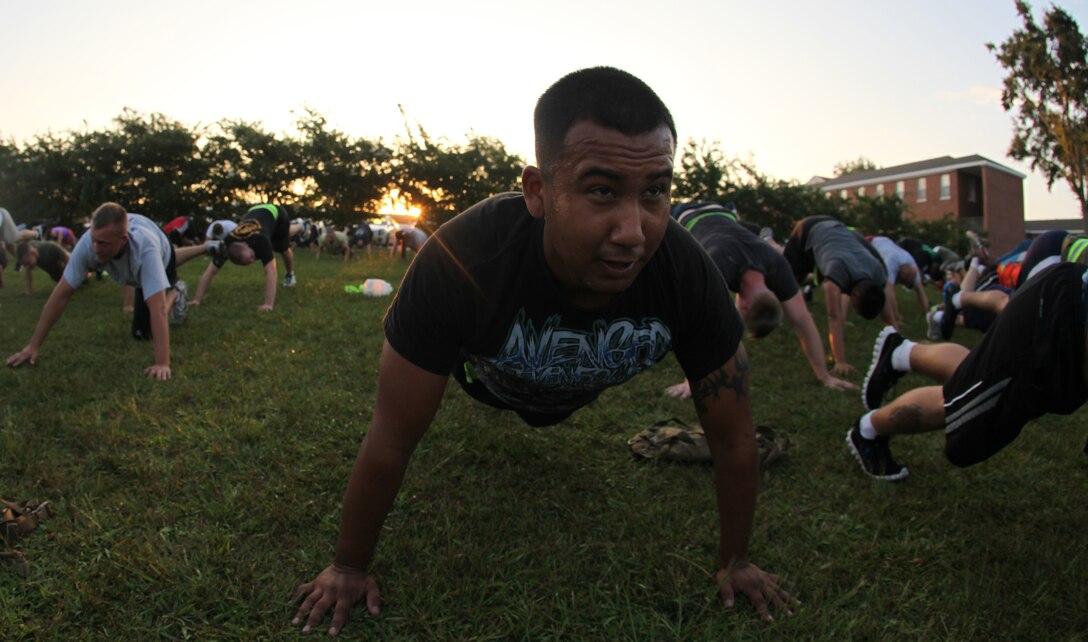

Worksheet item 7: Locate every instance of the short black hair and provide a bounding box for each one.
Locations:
[744,289,784,339]
[534,66,676,174]
[851,280,886,320]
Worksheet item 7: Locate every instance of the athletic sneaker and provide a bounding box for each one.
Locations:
[169,280,189,325]
[204,239,228,264]
[846,422,909,481]
[926,306,942,341]
[802,284,814,304]
[940,283,960,340]
[862,326,906,410]
[283,272,297,288]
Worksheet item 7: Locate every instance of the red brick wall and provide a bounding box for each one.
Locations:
[904,173,959,222]
[981,167,1025,255]
[821,167,1024,254]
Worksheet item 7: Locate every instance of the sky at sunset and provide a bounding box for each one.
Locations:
[3,0,1087,219]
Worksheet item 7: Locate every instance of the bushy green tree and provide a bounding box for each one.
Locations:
[672,139,738,203]
[105,110,207,219]
[0,133,83,226]
[394,115,523,230]
[833,157,879,176]
[293,108,393,227]
[202,119,304,216]
[989,1,1088,219]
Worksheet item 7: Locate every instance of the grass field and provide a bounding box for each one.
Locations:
[1,249,1086,640]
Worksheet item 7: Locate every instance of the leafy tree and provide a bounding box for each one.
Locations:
[989,1,1088,219]
[671,140,843,238]
[293,108,393,227]
[672,139,738,202]
[395,114,523,230]
[105,110,207,220]
[833,156,879,176]
[2,132,87,227]
[202,119,305,216]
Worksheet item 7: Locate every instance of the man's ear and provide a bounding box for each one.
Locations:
[521,166,546,220]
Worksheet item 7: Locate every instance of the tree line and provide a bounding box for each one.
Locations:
[0,107,526,234]
[1,109,962,249]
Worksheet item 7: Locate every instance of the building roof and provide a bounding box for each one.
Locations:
[1024,218,1085,234]
[811,155,1026,190]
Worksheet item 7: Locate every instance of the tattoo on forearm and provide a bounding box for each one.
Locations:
[691,353,749,414]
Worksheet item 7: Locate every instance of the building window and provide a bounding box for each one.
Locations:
[876,184,885,197]
[896,181,905,198]
[858,186,866,197]
[917,177,927,202]
[840,189,848,199]
[940,174,951,200]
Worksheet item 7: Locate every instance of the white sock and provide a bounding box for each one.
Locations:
[932,310,944,324]
[972,258,985,274]
[951,291,963,309]
[859,411,879,440]
[891,340,915,372]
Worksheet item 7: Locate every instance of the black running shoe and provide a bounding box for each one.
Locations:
[846,422,909,481]
[940,283,960,340]
[862,326,906,410]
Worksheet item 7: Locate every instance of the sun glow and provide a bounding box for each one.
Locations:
[378,189,421,218]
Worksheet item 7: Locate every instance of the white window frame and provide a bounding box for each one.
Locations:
[917,177,927,203]
[896,181,905,199]
[940,173,951,200]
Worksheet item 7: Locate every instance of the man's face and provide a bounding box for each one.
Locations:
[21,247,39,269]
[90,223,128,264]
[526,121,675,308]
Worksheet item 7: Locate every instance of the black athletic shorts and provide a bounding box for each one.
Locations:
[942,263,1087,466]
[132,246,179,341]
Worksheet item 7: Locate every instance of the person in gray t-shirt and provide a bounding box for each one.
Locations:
[6,202,216,380]
[783,216,889,375]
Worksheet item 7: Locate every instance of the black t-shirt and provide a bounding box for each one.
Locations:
[897,238,936,273]
[219,209,276,267]
[384,193,744,417]
[353,224,373,243]
[689,217,799,301]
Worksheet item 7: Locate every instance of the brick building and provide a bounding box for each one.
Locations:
[807,155,1026,254]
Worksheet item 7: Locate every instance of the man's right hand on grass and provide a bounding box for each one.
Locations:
[6,346,38,367]
[292,564,381,636]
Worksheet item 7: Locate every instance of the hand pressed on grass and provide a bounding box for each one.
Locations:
[715,562,798,623]
[292,564,381,636]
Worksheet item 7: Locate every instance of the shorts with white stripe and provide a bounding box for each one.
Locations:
[941,263,1087,467]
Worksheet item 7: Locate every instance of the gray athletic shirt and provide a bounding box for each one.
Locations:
[63,213,172,300]
[808,220,886,290]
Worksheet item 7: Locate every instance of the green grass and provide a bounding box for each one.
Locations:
[1,250,1086,640]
